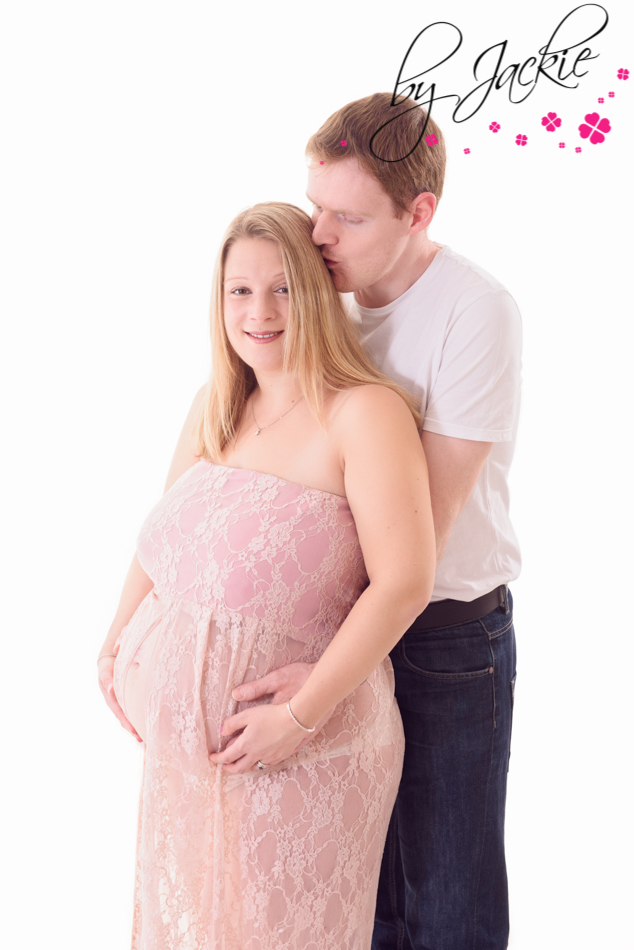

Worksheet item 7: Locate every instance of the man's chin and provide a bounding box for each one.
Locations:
[328,269,355,294]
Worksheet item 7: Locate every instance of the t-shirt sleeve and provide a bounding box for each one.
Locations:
[422,290,522,442]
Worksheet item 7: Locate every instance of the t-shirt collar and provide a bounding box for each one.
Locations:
[354,244,447,320]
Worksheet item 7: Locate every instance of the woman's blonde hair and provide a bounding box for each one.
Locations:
[195,201,421,461]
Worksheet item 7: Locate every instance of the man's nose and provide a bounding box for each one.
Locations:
[312,212,337,247]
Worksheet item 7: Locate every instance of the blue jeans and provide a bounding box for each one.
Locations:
[372,590,516,950]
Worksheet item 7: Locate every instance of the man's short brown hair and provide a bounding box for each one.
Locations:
[306,92,446,216]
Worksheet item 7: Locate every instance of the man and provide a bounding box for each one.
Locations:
[233,93,521,950]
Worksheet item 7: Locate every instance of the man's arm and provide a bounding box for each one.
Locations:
[421,431,492,561]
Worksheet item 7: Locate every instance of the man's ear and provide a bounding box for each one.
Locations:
[409,192,437,234]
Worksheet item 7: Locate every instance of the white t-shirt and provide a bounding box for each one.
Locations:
[352,245,522,602]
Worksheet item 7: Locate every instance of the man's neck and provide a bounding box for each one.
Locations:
[353,236,442,310]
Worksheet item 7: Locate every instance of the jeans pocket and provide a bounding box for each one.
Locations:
[399,624,494,681]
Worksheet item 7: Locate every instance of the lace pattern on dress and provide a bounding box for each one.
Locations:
[112,462,404,950]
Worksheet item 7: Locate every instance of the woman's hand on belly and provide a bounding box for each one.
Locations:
[97,653,143,742]
[209,703,309,774]
[232,662,314,705]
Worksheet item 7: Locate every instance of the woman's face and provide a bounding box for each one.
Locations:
[223,238,289,375]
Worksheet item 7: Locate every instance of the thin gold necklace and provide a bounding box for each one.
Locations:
[250,394,304,436]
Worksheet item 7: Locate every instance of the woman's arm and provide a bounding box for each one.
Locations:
[97,386,206,738]
[162,385,206,491]
[286,386,434,727]
[210,385,435,772]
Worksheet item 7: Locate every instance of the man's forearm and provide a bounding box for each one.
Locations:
[434,510,460,563]
[421,431,493,566]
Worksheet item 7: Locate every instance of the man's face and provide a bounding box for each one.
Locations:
[307,157,414,295]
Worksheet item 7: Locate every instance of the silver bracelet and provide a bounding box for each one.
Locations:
[286,701,316,733]
[97,653,117,664]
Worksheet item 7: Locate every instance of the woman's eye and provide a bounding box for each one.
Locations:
[230,287,249,295]
[275,286,289,295]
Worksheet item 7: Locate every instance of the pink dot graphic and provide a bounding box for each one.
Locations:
[609,91,615,97]
[617,68,629,80]
[578,112,612,145]
[340,140,347,147]
[319,161,324,165]
[598,97,604,103]
[575,147,582,153]
[425,134,438,147]
[515,134,528,146]
[541,112,562,131]
[559,142,566,148]
[489,122,501,133]
[463,148,471,154]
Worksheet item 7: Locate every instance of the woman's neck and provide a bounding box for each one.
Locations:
[251,371,303,415]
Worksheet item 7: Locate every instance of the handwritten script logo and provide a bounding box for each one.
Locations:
[371,4,609,161]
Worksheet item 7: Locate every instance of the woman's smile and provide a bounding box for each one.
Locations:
[244,329,284,343]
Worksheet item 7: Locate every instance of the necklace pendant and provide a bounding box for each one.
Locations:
[254,428,261,436]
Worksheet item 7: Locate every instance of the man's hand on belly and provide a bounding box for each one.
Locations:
[232,662,314,705]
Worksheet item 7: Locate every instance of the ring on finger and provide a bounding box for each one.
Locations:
[256,760,267,771]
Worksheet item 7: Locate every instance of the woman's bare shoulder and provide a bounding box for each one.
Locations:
[328,384,414,429]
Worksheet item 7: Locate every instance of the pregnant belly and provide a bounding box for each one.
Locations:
[111,590,402,766]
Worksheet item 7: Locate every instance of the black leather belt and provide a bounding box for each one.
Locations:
[406,585,508,632]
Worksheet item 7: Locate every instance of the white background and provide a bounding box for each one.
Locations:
[1,1,632,947]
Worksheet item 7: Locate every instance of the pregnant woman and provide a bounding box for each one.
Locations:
[97,202,435,950]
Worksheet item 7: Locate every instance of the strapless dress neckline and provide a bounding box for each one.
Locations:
[201,459,347,500]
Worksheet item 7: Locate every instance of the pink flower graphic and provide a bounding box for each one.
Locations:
[319,160,324,165]
[609,91,615,97]
[575,147,582,153]
[489,122,501,133]
[464,148,471,154]
[541,112,562,131]
[598,97,604,103]
[578,113,612,145]
[617,68,629,80]
[425,134,438,147]
[559,142,566,148]
[340,140,347,147]
[515,134,528,146]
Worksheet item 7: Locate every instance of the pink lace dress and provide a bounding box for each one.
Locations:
[112,461,404,950]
